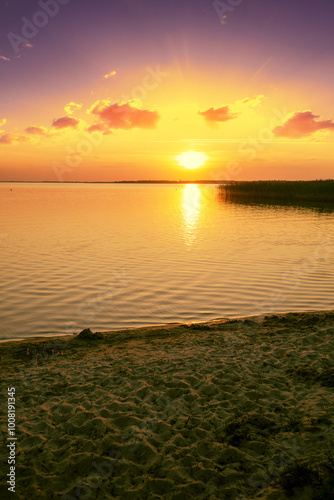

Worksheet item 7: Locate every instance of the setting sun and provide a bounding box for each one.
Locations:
[176,151,208,169]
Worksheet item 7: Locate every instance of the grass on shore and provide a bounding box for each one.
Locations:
[220,180,334,203]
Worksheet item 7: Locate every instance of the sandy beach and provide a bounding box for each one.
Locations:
[1,310,334,499]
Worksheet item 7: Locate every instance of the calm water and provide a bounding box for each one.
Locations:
[1,183,334,341]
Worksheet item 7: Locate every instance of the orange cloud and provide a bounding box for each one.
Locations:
[0,55,10,61]
[0,133,28,145]
[273,111,334,138]
[89,101,160,130]
[25,126,47,135]
[52,116,80,129]
[87,123,113,135]
[236,95,265,109]
[198,105,238,124]
[199,95,264,126]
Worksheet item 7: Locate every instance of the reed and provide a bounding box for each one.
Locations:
[220,180,334,203]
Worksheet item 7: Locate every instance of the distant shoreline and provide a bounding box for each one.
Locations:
[221,179,334,203]
[1,179,332,185]
[0,180,230,184]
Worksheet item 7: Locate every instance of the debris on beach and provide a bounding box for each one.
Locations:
[76,328,103,340]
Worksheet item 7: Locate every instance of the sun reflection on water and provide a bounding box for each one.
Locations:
[182,184,202,246]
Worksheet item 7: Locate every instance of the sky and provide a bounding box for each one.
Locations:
[0,0,333,181]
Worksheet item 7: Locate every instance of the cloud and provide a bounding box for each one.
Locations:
[236,95,265,109]
[87,123,113,135]
[88,100,160,130]
[0,134,12,144]
[273,111,334,138]
[52,116,80,129]
[199,95,264,127]
[0,133,28,145]
[64,102,82,115]
[0,135,12,144]
[104,70,116,79]
[0,118,6,133]
[25,126,48,135]
[87,123,105,132]
[198,106,238,124]
[0,55,10,61]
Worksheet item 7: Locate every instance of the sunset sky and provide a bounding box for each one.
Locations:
[0,0,333,181]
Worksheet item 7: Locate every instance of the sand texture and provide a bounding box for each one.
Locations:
[1,311,334,499]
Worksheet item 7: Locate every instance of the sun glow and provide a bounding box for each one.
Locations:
[176,151,208,169]
[182,184,201,245]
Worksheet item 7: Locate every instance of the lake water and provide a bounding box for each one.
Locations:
[1,182,334,341]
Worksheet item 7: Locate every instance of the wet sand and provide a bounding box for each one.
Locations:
[1,310,334,499]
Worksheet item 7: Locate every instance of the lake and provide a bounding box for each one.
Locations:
[1,182,333,341]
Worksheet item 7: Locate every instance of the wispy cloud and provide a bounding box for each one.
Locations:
[0,133,28,145]
[25,126,48,135]
[0,55,10,61]
[199,95,265,127]
[273,111,334,138]
[0,118,6,133]
[104,70,117,79]
[235,94,265,109]
[52,116,80,129]
[64,102,83,115]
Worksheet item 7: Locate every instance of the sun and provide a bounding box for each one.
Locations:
[176,151,208,169]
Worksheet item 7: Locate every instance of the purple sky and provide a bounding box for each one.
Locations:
[0,0,333,180]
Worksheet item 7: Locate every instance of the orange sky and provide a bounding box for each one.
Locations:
[1,0,333,181]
